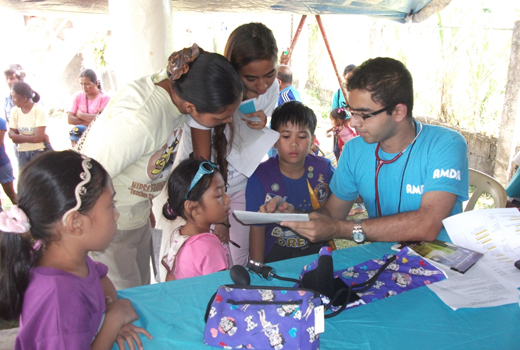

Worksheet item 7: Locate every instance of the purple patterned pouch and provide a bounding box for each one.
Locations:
[204,285,322,349]
[297,246,447,313]
[334,246,446,305]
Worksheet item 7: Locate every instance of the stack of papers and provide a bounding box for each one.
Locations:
[427,208,520,310]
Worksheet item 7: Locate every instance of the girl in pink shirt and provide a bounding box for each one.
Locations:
[161,159,231,281]
[0,151,151,350]
[326,107,357,157]
[68,69,111,126]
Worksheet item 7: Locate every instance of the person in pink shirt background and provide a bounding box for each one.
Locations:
[68,69,110,126]
[161,158,230,281]
[327,107,357,157]
[326,107,366,216]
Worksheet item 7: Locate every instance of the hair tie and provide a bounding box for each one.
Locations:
[167,44,200,82]
[337,108,345,113]
[166,203,177,217]
[62,156,93,225]
[0,205,31,234]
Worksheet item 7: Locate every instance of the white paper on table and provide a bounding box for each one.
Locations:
[427,256,518,310]
[442,208,520,288]
[226,116,280,178]
[233,210,309,225]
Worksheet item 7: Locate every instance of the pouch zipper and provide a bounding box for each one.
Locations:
[222,284,320,299]
[227,299,303,306]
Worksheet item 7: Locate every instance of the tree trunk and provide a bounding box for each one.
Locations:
[495,20,520,186]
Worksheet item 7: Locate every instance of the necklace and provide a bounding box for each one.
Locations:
[374,119,422,217]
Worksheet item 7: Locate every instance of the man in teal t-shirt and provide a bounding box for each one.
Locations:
[277,57,469,244]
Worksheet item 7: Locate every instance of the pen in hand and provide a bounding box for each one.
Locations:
[274,196,288,212]
[229,240,241,248]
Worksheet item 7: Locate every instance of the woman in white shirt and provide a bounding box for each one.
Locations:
[9,82,49,171]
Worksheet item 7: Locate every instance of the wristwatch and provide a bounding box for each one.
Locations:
[352,218,366,244]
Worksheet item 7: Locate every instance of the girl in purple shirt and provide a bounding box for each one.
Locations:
[0,151,151,350]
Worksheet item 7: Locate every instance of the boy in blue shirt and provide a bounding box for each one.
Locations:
[246,101,335,263]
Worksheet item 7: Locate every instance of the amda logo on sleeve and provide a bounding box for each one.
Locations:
[432,169,461,180]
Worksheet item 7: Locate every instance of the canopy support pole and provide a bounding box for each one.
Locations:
[282,15,307,65]
[315,15,347,103]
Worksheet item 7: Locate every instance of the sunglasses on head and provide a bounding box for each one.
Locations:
[185,161,218,199]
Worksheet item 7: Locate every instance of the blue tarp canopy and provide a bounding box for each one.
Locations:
[0,0,449,23]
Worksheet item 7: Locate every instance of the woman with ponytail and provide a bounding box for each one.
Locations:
[80,44,243,290]
[68,68,111,126]
[8,81,50,171]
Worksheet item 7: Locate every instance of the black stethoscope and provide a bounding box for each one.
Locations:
[374,119,423,217]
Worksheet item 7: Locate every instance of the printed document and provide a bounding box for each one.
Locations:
[427,208,520,309]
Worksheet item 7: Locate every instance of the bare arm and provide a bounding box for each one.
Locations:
[249,226,266,263]
[100,276,118,301]
[9,126,46,144]
[0,130,5,148]
[281,191,457,243]
[76,110,98,124]
[192,128,211,160]
[68,112,89,126]
[92,276,152,350]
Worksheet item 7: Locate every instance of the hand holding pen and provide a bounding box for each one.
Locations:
[260,195,294,214]
[211,222,241,248]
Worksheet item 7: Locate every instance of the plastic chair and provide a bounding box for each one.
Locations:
[466,169,507,211]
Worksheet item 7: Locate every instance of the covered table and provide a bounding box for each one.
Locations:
[115,242,520,349]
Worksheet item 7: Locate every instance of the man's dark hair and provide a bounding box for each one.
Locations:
[343,64,356,76]
[271,101,317,136]
[347,57,413,118]
[4,64,26,81]
[277,66,292,85]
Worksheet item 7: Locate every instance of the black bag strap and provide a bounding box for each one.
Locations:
[204,291,218,323]
[324,254,397,318]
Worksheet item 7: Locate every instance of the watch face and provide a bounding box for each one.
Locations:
[353,231,365,244]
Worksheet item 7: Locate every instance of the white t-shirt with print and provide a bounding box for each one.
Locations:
[9,103,47,152]
[81,73,186,231]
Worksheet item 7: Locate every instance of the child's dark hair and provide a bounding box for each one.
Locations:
[12,81,40,103]
[270,101,317,136]
[163,159,220,221]
[0,151,110,320]
[343,64,356,76]
[80,68,102,90]
[330,107,347,121]
[224,23,278,71]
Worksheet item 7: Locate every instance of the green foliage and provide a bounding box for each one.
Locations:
[48,107,67,119]
[468,185,496,209]
[80,32,109,72]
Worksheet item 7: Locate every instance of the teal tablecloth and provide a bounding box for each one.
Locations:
[115,242,520,349]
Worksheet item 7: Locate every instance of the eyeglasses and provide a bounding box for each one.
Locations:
[185,161,218,199]
[346,104,396,122]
